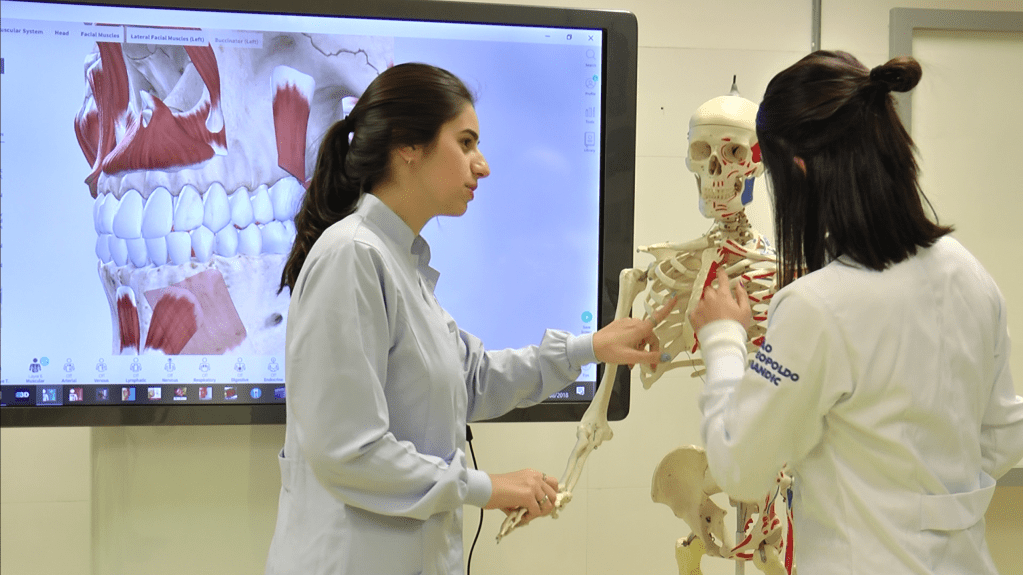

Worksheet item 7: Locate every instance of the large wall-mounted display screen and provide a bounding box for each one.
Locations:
[0,0,638,426]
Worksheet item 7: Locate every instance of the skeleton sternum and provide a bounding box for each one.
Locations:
[636,222,777,388]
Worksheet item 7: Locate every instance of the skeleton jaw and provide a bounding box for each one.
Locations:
[77,34,391,355]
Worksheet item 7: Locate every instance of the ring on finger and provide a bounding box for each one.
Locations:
[538,494,549,506]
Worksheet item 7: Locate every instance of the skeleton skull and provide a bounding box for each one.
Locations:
[686,91,763,220]
[75,32,393,355]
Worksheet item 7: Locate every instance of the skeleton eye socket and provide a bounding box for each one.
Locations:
[721,143,748,163]
[689,141,711,161]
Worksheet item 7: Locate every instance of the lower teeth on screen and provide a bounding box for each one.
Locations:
[93,177,297,356]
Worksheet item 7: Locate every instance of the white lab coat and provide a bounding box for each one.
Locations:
[264,194,595,575]
[699,235,1023,575]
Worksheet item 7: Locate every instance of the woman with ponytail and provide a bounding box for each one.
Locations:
[266,63,676,575]
[689,51,1022,574]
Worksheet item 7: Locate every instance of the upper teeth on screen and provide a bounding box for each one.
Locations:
[93,176,303,266]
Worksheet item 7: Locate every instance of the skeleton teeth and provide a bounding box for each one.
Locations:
[251,184,274,224]
[127,238,149,267]
[93,195,105,234]
[167,231,191,265]
[146,237,168,266]
[97,178,302,267]
[142,187,173,239]
[191,226,215,262]
[270,177,303,221]
[230,187,255,229]
[110,237,129,266]
[261,221,291,254]
[96,234,113,262]
[174,185,204,232]
[203,182,231,233]
[238,223,262,255]
[113,189,144,239]
[97,194,119,235]
[215,226,239,257]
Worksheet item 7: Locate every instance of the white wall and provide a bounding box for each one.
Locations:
[2,1,1021,574]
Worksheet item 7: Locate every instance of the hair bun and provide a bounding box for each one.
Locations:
[869,57,922,93]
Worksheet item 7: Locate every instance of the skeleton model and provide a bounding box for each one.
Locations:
[498,84,791,574]
[653,446,794,575]
[76,32,391,356]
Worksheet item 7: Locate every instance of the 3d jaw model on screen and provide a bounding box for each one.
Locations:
[498,84,790,575]
[75,32,392,355]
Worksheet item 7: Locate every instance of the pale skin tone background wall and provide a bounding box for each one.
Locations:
[2,1,1021,574]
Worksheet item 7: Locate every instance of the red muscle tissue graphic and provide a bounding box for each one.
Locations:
[116,288,141,353]
[143,270,247,355]
[78,32,392,357]
[74,42,227,197]
[272,69,314,183]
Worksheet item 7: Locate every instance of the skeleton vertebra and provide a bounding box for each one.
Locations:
[76,31,391,355]
[497,85,783,553]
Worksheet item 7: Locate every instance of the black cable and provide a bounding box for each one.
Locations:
[465,425,484,575]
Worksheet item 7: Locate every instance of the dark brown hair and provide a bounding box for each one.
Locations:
[279,63,475,293]
[756,50,951,287]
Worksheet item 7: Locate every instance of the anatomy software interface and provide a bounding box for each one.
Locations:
[0,1,603,406]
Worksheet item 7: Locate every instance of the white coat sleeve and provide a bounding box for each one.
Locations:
[698,288,853,502]
[980,294,1023,479]
[286,241,488,520]
[457,327,597,423]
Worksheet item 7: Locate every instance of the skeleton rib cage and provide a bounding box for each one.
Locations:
[635,226,777,386]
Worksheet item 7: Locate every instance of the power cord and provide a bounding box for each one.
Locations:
[466,425,484,575]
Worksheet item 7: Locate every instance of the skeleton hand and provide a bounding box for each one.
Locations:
[490,469,558,542]
[496,507,527,542]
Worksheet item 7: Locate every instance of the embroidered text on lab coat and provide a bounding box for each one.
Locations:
[749,343,800,385]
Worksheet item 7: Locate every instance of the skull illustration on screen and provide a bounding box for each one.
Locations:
[75,32,393,354]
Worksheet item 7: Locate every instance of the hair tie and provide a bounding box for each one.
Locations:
[868,66,895,93]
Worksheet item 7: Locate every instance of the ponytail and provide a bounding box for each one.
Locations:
[867,56,922,94]
[757,51,949,284]
[278,118,359,293]
[278,62,476,294]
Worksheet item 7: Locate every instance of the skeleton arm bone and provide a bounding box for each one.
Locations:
[496,267,671,541]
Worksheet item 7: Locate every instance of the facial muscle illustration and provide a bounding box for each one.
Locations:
[77,31,394,355]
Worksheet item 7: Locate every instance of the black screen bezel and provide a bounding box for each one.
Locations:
[0,0,637,427]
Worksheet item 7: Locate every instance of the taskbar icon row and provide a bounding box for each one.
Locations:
[1,383,286,407]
